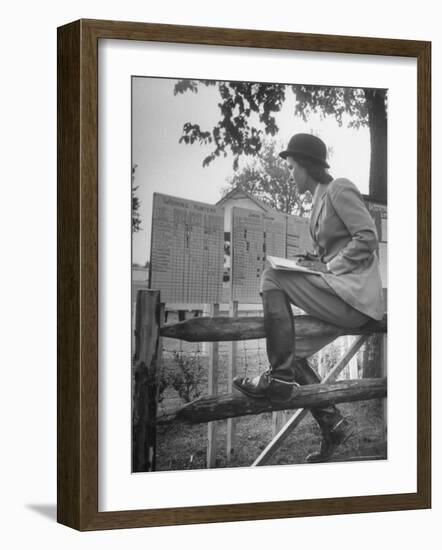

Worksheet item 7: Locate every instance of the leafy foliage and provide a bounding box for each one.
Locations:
[157,366,169,404]
[221,139,312,216]
[174,80,383,168]
[132,164,142,233]
[294,85,370,129]
[175,80,285,170]
[167,351,205,404]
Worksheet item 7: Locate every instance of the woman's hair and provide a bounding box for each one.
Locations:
[294,156,333,184]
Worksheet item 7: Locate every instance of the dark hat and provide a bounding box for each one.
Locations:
[279,133,329,168]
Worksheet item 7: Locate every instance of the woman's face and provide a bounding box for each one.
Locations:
[286,157,308,194]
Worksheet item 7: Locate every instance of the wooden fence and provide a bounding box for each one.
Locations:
[132,290,387,472]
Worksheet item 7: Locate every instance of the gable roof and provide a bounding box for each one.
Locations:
[216,186,275,213]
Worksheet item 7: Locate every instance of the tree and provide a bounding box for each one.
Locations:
[132,164,142,233]
[295,85,387,202]
[174,81,387,202]
[221,139,312,216]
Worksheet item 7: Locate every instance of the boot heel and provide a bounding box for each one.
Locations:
[268,378,299,403]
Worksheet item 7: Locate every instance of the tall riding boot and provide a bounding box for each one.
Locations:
[233,289,299,402]
[295,358,355,462]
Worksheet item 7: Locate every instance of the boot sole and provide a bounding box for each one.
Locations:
[232,380,293,403]
[305,424,356,463]
[232,380,271,400]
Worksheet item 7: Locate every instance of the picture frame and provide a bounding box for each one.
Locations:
[57,18,431,530]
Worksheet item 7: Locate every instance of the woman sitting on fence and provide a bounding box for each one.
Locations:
[233,133,384,462]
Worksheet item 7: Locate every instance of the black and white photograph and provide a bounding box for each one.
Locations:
[131,76,388,473]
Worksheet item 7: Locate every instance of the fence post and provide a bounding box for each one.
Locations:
[347,336,359,379]
[132,289,161,472]
[272,411,288,436]
[226,301,238,462]
[317,348,327,379]
[207,303,220,468]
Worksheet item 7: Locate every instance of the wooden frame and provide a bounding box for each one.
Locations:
[57,18,431,530]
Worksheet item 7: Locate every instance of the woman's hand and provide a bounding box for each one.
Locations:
[294,251,319,262]
[296,258,329,273]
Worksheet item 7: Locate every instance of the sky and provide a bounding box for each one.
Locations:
[132,77,371,266]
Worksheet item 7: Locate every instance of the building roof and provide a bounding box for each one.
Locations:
[216,186,275,213]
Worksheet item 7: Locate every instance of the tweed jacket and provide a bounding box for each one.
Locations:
[310,178,384,321]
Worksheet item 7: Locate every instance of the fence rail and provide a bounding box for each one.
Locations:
[157,378,387,425]
[160,314,387,342]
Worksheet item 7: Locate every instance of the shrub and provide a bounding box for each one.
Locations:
[168,351,205,403]
[157,366,169,404]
